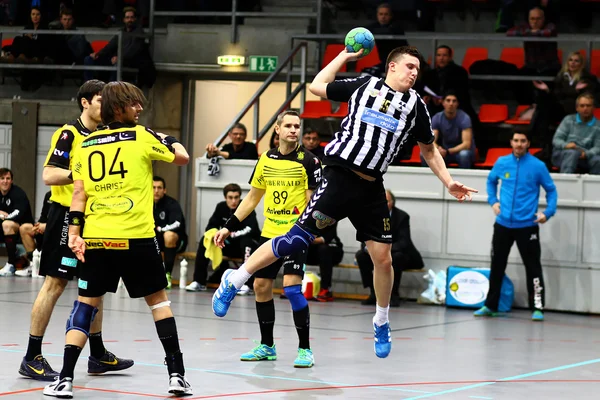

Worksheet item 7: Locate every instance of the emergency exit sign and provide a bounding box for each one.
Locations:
[249,56,278,72]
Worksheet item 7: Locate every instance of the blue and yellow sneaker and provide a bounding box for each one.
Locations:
[532,310,544,321]
[294,348,314,368]
[240,342,277,361]
[473,306,497,317]
[88,351,134,374]
[374,322,392,358]
[18,355,59,381]
[212,269,239,317]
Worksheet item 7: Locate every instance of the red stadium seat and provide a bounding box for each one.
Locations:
[474,148,512,168]
[91,40,109,54]
[300,101,332,119]
[589,50,600,77]
[506,105,533,125]
[500,47,525,69]
[322,44,346,72]
[1,38,13,49]
[478,104,509,124]
[462,47,488,73]
[330,102,348,118]
[356,45,380,72]
[400,145,422,165]
[594,108,600,120]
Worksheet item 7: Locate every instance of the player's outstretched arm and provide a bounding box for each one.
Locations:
[419,142,478,202]
[43,165,73,186]
[309,48,363,98]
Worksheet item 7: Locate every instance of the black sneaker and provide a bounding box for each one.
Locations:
[18,355,59,381]
[87,351,134,374]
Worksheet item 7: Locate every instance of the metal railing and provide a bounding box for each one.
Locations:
[210,42,308,149]
[149,0,323,43]
[0,28,136,80]
[292,32,600,82]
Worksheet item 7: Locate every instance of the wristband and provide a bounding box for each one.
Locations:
[68,211,85,226]
[164,135,180,146]
[223,215,241,231]
[68,171,73,181]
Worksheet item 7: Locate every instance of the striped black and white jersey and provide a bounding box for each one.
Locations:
[323,75,434,179]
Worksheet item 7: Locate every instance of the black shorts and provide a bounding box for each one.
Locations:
[297,166,392,243]
[39,203,79,280]
[78,237,167,298]
[254,236,307,280]
[156,231,188,253]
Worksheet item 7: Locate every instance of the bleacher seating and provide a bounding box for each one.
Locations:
[91,40,109,54]
[462,47,488,73]
[474,148,512,168]
[400,145,422,165]
[478,104,509,124]
[322,44,347,71]
[500,47,525,69]
[355,45,380,72]
[506,105,532,125]
[300,100,332,119]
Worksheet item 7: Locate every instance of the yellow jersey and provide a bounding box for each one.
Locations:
[44,119,92,207]
[72,123,175,239]
[249,145,321,238]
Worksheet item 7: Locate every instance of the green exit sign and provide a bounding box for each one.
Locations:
[249,56,278,72]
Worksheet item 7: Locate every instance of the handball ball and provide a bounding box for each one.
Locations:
[345,27,375,57]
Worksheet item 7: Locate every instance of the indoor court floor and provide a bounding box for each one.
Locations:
[1,276,599,399]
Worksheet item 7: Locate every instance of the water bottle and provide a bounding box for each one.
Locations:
[179,258,188,289]
[32,249,41,278]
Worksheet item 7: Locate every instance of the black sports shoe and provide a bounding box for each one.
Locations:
[19,355,59,381]
[87,351,134,374]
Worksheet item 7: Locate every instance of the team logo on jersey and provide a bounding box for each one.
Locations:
[5,199,10,206]
[89,196,134,214]
[292,206,300,215]
[61,132,69,140]
[119,131,135,141]
[297,152,305,161]
[504,172,510,178]
[85,239,130,249]
[159,211,166,220]
[312,210,335,229]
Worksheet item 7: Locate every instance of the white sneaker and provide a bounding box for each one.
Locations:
[43,376,73,398]
[238,284,253,296]
[15,265,32,277]
[168,373,192,395]
[185,281,206,292]
[0,263,15,276]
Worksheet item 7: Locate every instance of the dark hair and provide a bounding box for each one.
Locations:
[436,45,453,57]
[386,46,423,72]
[269,129,279,149]
[30,6,42,14]
[123,6,137,16]
[303,128,319,137]
[512,128,531,141]
[376,3,392,13]
[153,176,166,189]
[223,183,242,197]
[77,80,105,112]
[60,8,73,18]
[0,168,13,180]
[442,90,459,101]
[101,81,146,124]
[229,123,247,135]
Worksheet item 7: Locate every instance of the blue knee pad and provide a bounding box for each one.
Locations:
[283,285,308,312]
[271,225,314,258]
[65,300,98,336]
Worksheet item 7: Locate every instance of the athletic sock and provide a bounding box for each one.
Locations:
[88,331,106,359]
[373,304,390,327]
[155,317,181,356]
[164,247,176,275]
[292,305,310,349]
[25,334,43,361]
[229,265,252,289]
[60,344,83,379]
[5,234,18,264]
[256,300,275,347]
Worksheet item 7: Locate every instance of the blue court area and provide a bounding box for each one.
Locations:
[1,276,599,399]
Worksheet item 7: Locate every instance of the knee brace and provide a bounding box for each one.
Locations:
[271,225,314,258]
[283,284,308,312]
[65,300,98,336]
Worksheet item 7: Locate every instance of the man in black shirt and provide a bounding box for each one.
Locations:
[205,123,259,160]
[153,176,188,290]
[185,183,260,292]
[302,128,324,160]
[366,3,408,74]
[212,46,477,360]
[16,191,52,276]
[0,168,34,276]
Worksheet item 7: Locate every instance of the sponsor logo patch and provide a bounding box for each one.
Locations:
[312,210,335,229]
[85,239,130,250]
[78,279,88,289]
[360,109,399,131]
[61,257,78,268]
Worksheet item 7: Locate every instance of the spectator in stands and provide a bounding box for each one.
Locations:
[496,0,560,33]
[49,8,92,65]
[0,168,34,277]
[364,3,407,75]
[16,190,51,277]
[421,92,475,169]
[309,223,344,302]
[302,128,324,160]
[0,6,48,64]
[551,93,600,174]
[185,183,260,292]
[475,129,556,321]
[269,130,279,149]
[153,176,188,290]
[419,45,477,125]
[205,123,259,160]
[356,189,423,307]
[84,6,156,87]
